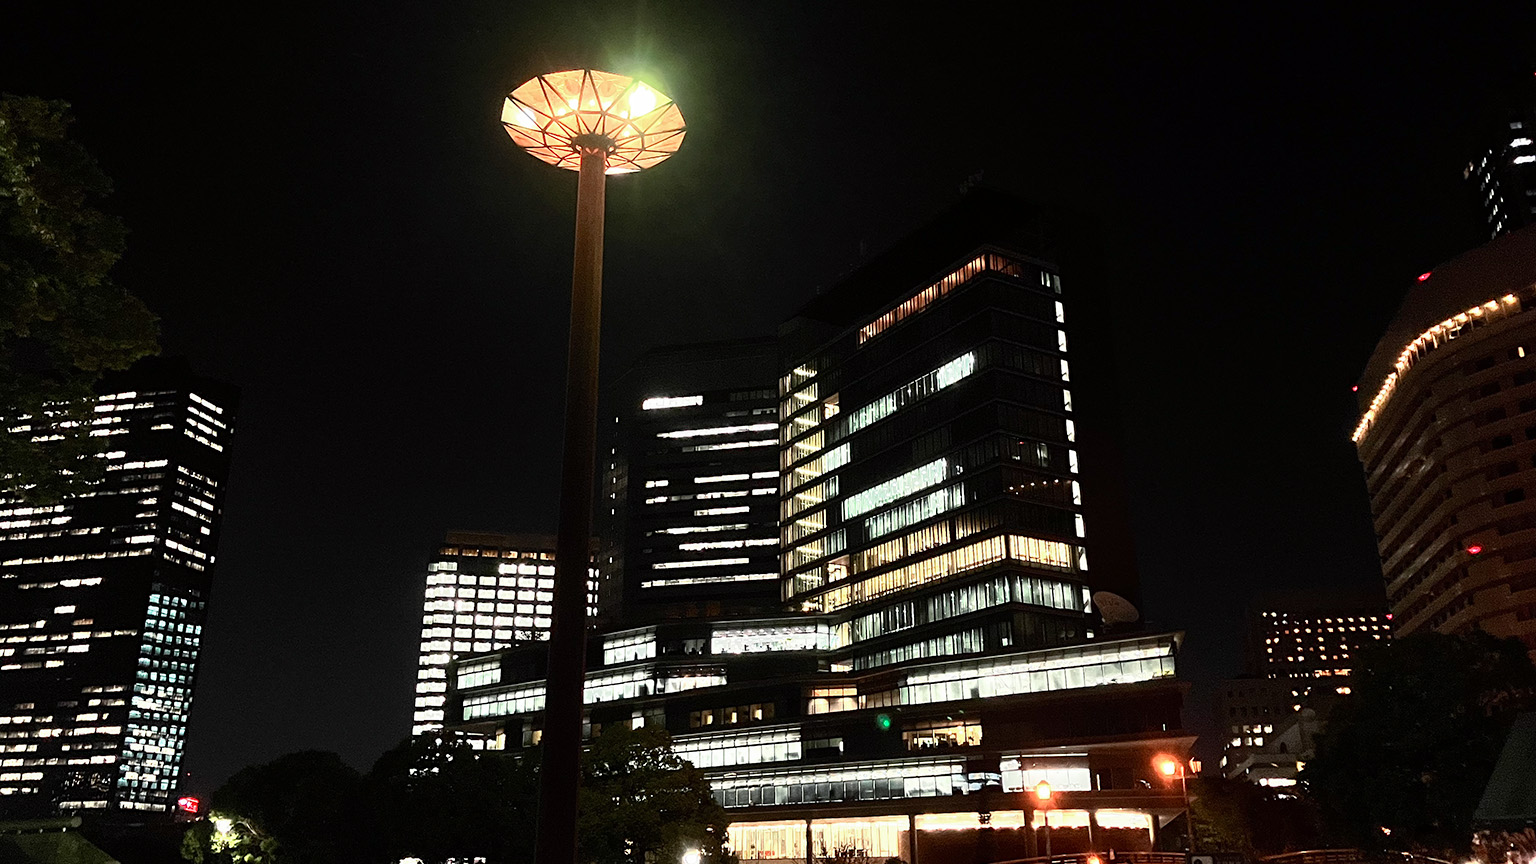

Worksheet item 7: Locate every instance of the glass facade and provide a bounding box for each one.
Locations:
[0,361,235,815]
[412,533,598,735]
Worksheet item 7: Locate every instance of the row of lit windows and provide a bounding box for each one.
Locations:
[857,252,1045,345]
[840,354,978,440]
[802,534,1078,612]
[462,665,730,720]
[711,758,967,808]
[672,725,802,769]
[842,571,1088,646]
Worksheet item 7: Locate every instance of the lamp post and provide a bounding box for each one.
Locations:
[499,69,686,864]
[1155,756,1195,856]
[1034,780,1053,862]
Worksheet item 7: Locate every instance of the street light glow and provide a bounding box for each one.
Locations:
[212,818,233,835]
[1157,756,1179,777]
[1034,779,1053,801]
[501,69,686,174]
[681,850,702,864]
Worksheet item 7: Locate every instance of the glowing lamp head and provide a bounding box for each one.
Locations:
[212,818,233,836]
[1468,544,1484,555]
[1034,780,1053,801]
[501,69,685,174]
[875,713,892,731]
[1418,272,1432,282]
[681,850,702,864]
[1156,756,1179,777]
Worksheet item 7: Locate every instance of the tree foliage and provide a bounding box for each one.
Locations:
[0,95,157,503]
[1302,630,1536,854]
[183,729,728,864]
[361,732,539,864]
[577,725,730,864]
[1187,776,1321,855]
[181,750,362,864]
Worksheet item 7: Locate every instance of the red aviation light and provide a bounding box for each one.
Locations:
[1418,272,1432,282]
[1467,544,1484,555]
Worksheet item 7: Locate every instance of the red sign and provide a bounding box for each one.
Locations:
[177,796,200,815]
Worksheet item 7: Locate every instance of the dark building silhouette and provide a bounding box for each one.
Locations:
[0,359,236,817]
[600,339,782,624]
[1353,224,1536,645]
[1465,74,1536,239]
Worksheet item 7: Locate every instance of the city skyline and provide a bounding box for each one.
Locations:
[3,2,1534,797]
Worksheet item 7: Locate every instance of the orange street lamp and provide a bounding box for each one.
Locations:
[500,69,686,864]
[1154,755,1195,855]
[1034,780,1054,861]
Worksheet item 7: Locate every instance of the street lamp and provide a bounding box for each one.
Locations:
[1154,755,1195,855]
[1034,780,1053,862]
[499,69,686,864]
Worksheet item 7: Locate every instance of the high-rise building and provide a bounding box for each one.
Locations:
[1464,75,1536,239]
[444,191,1194,858]
[1353,224,1536,645]
[412,531,598,736]
[600,339,782,624]
[0,359,236,817]
[1246,589,1391,681]
[1216,588,1390,786]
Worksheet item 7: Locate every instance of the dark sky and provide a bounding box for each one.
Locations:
[5,2,1533,791]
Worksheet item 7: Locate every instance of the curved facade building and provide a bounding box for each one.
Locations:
[1354,224,1536,645]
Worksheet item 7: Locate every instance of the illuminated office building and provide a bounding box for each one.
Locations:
[445,192,1194,858]
[412,531,598,736]
[1217,590,1390,786]
[0,359,236,817]
[1353,225,1536,645]
[601,339,781,623]
[1247,590,1390,681]
[776,188,1140,670]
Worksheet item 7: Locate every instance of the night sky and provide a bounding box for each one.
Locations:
[4,2,1533,793]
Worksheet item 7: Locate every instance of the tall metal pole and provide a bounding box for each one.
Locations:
[534,140,609,864]
[1181,769,1195,856]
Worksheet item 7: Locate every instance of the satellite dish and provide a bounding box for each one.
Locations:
[1093,591,1141,625]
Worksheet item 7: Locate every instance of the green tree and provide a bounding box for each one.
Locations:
[1186,776,1321,855]
[578,725,730,864]
[0,95,158,503]
[181,751,363,864]
[1302,630,1536,854]
[360,732,539,864]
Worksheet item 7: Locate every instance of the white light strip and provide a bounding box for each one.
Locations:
[659,423,777,439]
[642,573,779,588]
[643,395,703,410]
[678,539,778,551]
[653,558,750,570]
[843,353,977,437]
[843,459,950,521]
[683,440,777,452]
